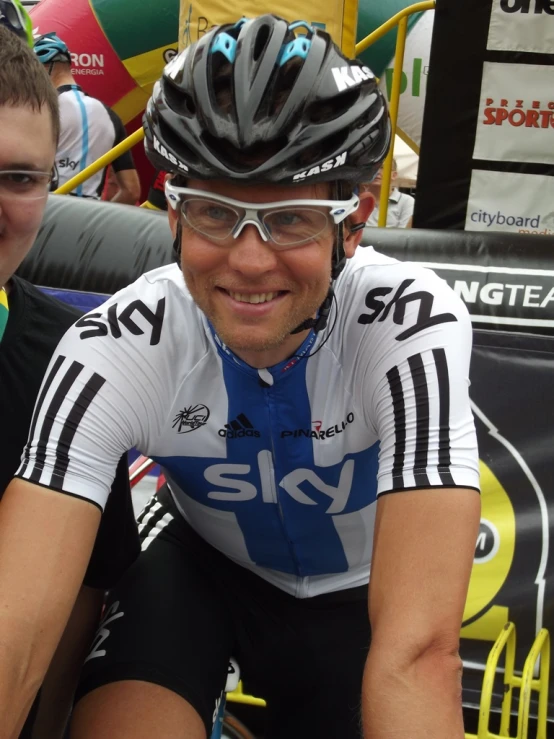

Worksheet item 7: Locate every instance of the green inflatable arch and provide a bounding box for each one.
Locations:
[357,0,425,76]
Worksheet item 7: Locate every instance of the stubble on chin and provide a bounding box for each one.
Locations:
[183,272,329,353]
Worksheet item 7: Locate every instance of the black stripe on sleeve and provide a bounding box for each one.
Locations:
[29,361,85,484]
[19,354,66,477]
[386,365,406,489]
[49,373,106,489]
[433,348,455,486]
[408,353,431,487]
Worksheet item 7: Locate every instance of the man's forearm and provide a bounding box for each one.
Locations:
[0,642,43,739]
[362,647,465,738]
[111,188,136,204]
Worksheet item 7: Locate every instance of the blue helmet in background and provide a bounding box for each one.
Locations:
[34,31,71,65]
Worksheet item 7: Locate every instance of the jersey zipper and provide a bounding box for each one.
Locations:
[263,383,304,587]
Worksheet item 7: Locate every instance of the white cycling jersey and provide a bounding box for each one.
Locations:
[17,247,480,597]
[55,84,134,198]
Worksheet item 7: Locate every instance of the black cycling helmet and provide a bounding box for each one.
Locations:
[143,14,391,185]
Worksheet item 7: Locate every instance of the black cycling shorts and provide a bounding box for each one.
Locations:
[75,484,371,739]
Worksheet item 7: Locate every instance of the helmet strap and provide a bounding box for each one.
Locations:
[172,219,183,263]
[290,182,348,335]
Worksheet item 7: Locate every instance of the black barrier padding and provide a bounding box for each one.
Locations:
[361,227,554,267]
[15,196,554,337]
[17,196,174,296]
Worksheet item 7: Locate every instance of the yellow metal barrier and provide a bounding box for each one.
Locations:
[226,680,267,708]
[355,1,435,228]
[465,623,551,739]
[53,127,145,196]
[514,628,550,739]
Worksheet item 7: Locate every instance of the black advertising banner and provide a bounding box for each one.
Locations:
[413,0,554,232]
[462,330,554,720]
[362,229,554,722]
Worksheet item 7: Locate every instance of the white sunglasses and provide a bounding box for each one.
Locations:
[165,180,360,248]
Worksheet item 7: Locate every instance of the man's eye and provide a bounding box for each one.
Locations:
[4,173,33,185]
[273,212,302,226]
[204,206,234,221]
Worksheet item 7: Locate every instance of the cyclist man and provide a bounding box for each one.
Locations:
[0,26,139,737]
[0,16,480,739]
[33,32,141,204]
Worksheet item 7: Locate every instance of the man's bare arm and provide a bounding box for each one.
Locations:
[363,487,480,739]
[31,585,104,739]
[111,168,141,205]
[0,479,100,739]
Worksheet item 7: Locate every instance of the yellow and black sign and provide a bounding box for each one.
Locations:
[460,332,551,715]
[178,0,359,56]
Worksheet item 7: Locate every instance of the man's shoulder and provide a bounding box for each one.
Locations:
[12,276,82,329]
[336,248,470,330]
[71,264,199,348]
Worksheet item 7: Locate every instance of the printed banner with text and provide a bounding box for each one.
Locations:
[414,0,554,231]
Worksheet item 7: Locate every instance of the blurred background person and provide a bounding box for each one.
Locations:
[33,31,140,204]
[363,157,415,228]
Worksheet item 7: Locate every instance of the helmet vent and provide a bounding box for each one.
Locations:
[157,116,200,166]
[253,24,271,62]
[164,79,196,118]
[201,130,288,173]
[268,57,302,118]
[307,88,360,124]
[296,130,348,168]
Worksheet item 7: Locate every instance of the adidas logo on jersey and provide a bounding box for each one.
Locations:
[218,414,260,439]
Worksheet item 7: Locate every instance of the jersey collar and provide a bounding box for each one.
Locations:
[205,318,318,384]
[57,84,84,94]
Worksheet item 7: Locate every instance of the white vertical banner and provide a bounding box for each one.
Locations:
[473,62,554,165]
[488,0,554,53]
[465,170,554,234]
[378,10,434,148]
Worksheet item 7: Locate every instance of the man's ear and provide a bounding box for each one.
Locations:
[344,191,374,258]
[167,201,179,237]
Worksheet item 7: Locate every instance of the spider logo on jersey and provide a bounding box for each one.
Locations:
[357,279,457,340]
[173,404,210,433]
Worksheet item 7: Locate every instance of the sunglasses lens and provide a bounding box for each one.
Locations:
[263,208,331,246]
[181,198,239,240]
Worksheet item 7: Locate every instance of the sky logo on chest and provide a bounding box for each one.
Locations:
[152,446,380,575]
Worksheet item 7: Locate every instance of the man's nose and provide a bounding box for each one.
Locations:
[227,224,279,274]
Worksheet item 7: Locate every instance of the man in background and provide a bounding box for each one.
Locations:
[0,27,139,737]
[34,31,141,204]
[364,157,415,228]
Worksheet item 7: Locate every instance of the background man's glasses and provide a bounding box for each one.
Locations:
[165,182,360,249]
[0,170,52,200]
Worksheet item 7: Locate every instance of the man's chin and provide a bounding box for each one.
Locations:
[215,326,290,354]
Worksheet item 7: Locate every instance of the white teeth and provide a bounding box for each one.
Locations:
[228,291,278,304]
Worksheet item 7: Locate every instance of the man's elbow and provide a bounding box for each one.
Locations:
[370,630,463,691]
[114,172,141,204]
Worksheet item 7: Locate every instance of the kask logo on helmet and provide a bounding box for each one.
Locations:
[331,65,374,93]
[292,152,347,182]
[152,135,189,172]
